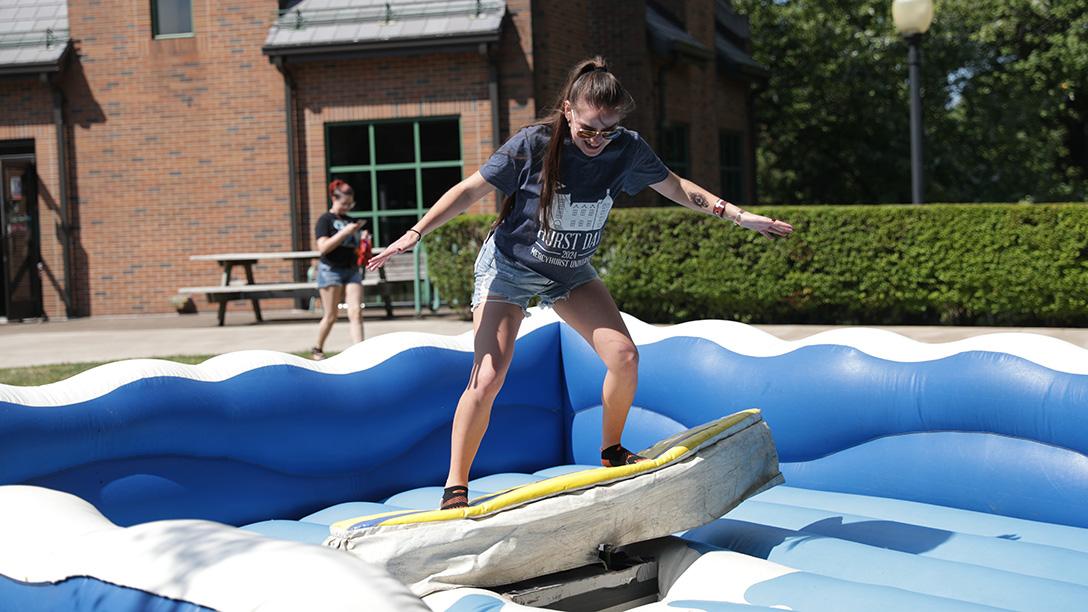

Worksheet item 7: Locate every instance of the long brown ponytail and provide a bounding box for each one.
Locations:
[493,56,635,231]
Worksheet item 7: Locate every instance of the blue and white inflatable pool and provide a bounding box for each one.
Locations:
[2,309,1087,611]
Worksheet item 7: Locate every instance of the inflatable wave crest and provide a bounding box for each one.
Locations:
[1,309,1087,611]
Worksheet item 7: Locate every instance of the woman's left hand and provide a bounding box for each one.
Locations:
[742,214,794,240]
[366,231,419,271]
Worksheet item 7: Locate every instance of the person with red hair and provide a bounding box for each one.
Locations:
[312,179,370,360]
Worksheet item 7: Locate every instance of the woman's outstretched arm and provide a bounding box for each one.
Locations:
[650,171,793,239]
[367,171,494,269]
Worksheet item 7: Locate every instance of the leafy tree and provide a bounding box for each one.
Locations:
[734,0,1088,203]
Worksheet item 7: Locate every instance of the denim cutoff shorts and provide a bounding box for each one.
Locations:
[316,261,363,289]
[471,236,599,315]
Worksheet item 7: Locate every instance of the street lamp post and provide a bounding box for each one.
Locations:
[893,0,934,204]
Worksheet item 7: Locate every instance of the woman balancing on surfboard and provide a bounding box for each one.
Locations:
[367,57,794,510]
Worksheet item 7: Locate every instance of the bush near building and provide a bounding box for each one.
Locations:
[427,204,1088,325]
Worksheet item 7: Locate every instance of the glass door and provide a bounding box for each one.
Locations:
[1,158,43,320]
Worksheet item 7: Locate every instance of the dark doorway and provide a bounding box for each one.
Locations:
[1,141,43,321]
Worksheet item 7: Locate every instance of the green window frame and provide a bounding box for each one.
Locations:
[325,117,463,312]
[152,0,194,39]
[719,130,744,204]
[325,117,463,246]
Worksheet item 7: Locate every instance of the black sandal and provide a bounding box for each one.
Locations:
[601,444,648,467]
[440,485,469,510]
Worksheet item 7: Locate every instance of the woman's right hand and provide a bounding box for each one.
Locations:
[366,231,420,271]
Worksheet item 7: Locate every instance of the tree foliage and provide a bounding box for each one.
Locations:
[733,0,1088,203]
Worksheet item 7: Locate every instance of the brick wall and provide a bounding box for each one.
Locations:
[1,0,757,317]
[588,0,655,140]
[292,51,497,230]
[62,0,289,315]
[0,79,65,318]
[647,0,755,202]
[529,0,592,118]
[529,0,755,206]
[531,0,662,207]
[528,1,655,126]
[682,0,719,192]
[499,0,536,139]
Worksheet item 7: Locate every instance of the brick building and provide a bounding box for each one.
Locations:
[0,0,766,320]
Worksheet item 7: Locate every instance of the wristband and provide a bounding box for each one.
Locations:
[407,228,422,240]
[712,199,727,219]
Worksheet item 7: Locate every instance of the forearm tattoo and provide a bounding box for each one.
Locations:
[692,194,708,209]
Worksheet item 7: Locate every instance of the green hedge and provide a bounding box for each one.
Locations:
[427,204,1088,325]
[424,214,495,318]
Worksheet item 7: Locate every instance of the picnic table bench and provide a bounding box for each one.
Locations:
[178,249,428,326]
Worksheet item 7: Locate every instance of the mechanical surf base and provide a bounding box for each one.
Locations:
[327,410,781,596]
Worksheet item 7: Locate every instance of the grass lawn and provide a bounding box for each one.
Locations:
[0,352,326,387]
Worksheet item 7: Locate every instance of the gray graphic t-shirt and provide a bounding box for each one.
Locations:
[480,125,670,283]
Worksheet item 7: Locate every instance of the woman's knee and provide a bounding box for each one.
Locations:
[345,286,364,320]
[465,365,507,402]
[604,343,639,375]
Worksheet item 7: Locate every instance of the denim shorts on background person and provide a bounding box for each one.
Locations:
[471,237,599,315]
[316,261,363,289]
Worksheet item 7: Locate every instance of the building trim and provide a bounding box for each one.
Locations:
[262,33,500,60]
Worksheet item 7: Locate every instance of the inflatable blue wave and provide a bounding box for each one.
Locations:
[2,310,1087,610]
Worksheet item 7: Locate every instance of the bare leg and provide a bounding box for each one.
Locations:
[345,282,364,343]
[315,285,345,352]
[444,300,524,488]
[552,279,639,454]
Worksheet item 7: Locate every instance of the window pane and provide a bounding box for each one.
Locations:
[377,215,419,248]
[374,123,415,164]
[422,167,462,208]
[721,170,742,203]
[720,132,741,168]
[719,131,743,202]
[154,0,192,36]
[328,124,371,167]
[419,120,461,161]
[662,125,689,177]
[328,171,371,212]
[376,170,417,211]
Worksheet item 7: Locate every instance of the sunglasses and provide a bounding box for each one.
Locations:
[569,108,623,140]
[575,126,622,140]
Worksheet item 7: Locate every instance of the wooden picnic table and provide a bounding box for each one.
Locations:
[180,249,434,326]
[185,251,321,326]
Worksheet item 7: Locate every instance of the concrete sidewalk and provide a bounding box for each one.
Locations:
[1,308,1086,368]
[0,309,474,368]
